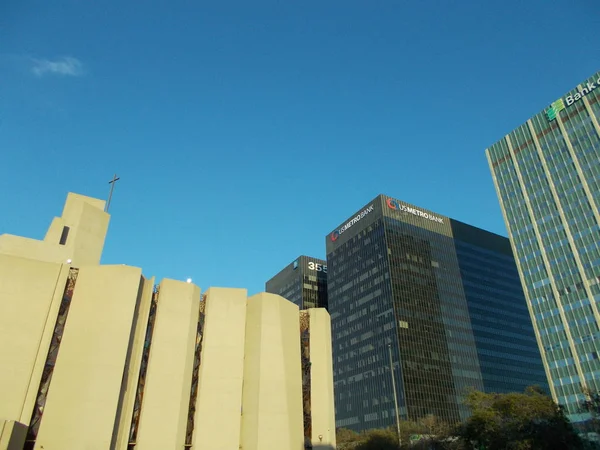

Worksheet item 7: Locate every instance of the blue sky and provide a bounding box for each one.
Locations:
[1,1,598,295]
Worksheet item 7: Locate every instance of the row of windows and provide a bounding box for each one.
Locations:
[331,219,465,426]
[328,213,548,429]
[491,100,600,420]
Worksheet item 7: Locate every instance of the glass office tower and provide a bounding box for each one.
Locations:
[266,256,328,310]
[486,71,600,423]
[327,195,546,431]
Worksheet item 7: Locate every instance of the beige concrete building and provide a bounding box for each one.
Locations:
[0,193,336,450]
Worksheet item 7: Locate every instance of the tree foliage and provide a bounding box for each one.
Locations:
[336,420,462,450]
[582,390,600,416]
[336,388,589,449]
[336,427,361,450]
[459,386,583,450]
[580,389,600,423]
[355,428,399,450]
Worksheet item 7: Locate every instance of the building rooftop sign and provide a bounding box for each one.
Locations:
[546,76,599,121]
[330,205,374,242]
[386,198,444,224]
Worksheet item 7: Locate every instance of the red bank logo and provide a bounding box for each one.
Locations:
[330,205,374,242]
[386,198,443,224]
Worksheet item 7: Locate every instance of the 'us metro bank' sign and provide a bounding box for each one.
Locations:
[386,198,444,224]
[330,205,374,242]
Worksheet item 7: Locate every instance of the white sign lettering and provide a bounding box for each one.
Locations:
[330,205,374,242]
[386,198,444,224]
[308,261,327,273]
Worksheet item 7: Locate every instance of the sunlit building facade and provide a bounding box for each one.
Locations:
[0,193,336,450]
[487,71,600,422]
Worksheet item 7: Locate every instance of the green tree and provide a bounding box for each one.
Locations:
[336,427,361,450]
[580,389,600,430]
[337,420,464,450]
[582,390,600,416]
[578,389,600,448]
[459,387,583,450]
[355,428,399,450]
[399,419,426,446]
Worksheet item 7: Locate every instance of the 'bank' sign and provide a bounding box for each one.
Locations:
[330,205,374,242]
[546,77,599,121]
[386,198,444,224]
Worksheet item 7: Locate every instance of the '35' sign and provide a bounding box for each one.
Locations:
[308,261,327,273]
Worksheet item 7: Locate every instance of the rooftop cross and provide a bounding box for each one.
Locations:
[105,174,120,213]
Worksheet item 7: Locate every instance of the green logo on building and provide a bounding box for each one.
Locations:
[546,99,565,121]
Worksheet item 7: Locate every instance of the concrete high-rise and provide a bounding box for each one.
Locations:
[486,71,600,423]
[326,195,547,431]
[266,256,328,310]
[0,192,336,450]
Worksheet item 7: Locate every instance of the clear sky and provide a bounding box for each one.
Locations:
[1,1,598,295]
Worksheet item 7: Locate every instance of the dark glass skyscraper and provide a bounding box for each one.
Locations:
[327,195,546,431]
[266,255,328,310]
[487,71,600,423]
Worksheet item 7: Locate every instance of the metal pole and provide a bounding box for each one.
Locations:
[388,344,402,448]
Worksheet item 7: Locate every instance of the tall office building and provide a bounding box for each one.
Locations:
[486,71,600,423]
[326,195,547,431]
[266,256,328,310]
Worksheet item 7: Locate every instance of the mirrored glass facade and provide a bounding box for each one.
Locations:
[266,256,328,310]
[326,195,546,432]
[486,71,600,422]
[452,221,548,394]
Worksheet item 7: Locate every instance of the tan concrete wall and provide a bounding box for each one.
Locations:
[113,276,155,450]
[34,265,144,450]
[135,280,200,450]
[66,200,110,266]
[43,217,67,244]
[48,193,109,266]
[0,254,68,424]
[193,288,247,450]
[0,235,69,264]
[241,293,304,450]
[0,420,27,450]
[308,308,336,448]
[0,192,109,266]
[61,192,106,217]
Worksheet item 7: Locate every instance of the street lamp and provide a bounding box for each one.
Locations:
[388,344,402,448]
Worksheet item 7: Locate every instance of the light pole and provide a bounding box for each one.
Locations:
[388,344,402,448]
